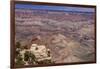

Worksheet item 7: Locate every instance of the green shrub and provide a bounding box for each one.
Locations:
[15,55,25,65]
[37,59,53,64]
[24,51,36,64]
[16,42,21,48]
[24,51,31,61]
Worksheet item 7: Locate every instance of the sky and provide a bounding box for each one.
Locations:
[15,4,95,12]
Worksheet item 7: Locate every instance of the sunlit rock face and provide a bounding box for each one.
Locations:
[30,44,52,62]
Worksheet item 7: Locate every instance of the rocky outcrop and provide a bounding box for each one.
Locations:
[15,43,53,65]
[30,44,52,62]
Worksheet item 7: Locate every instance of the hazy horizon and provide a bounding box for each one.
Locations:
[15,4,95,12]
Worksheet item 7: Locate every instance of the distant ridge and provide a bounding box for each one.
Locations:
[16,8,94,13]
[15,4,95,13]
